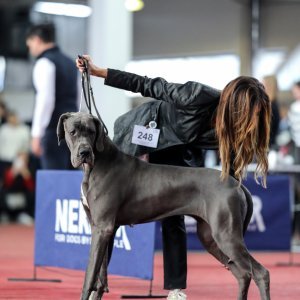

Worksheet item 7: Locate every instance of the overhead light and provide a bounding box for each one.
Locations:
[125,0,144,12]
[33,2,92,18]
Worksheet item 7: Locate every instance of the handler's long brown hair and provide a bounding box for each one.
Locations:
[215,76,271,187]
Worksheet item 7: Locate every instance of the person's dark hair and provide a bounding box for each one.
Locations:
[215,76,271,187]
[26,23,56,43]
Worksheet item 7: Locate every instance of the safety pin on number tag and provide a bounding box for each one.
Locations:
[148,121,157,129]
[131,124,160,148]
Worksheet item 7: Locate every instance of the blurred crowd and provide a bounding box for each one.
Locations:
[0,99,40,225]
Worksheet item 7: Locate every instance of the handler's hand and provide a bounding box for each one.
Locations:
[76,55,107,78]
[31,137,42,157]
[76,55,92,73]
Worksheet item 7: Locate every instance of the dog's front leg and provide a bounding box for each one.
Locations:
[81,224,114,300]
[92,226,119,299]
[90,246,109,300]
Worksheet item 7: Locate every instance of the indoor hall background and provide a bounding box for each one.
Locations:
[1,0,300,123]
[1,1,300,299]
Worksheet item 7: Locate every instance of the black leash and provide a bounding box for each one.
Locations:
[78,55,108,135]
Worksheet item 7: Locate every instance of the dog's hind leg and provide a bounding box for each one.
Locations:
[201,220,270,299]
[197,220,251,299]
[196,219,252,299]
[212,231,254,300]
[248,255,270,300]
[196,219,230,268]
[217,241,252,299]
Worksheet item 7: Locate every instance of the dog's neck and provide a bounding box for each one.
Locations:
[82,163,92,173]
[98,135,119,159]
[81,163,91,200]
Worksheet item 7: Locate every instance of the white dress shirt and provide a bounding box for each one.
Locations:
[31,57,56,138]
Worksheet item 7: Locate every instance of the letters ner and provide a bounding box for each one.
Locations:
[54,199,132,250]
[55,199,91,235]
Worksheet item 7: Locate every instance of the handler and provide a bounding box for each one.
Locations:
[76,55,271,300]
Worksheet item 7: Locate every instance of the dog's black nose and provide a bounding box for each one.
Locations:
[79,149,90,157]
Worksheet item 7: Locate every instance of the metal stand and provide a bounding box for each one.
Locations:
[121,279,166,299]
[8,265,62,282]
[276,174,300,267]
[276,251,300,267]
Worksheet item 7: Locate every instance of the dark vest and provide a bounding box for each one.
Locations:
[37,46,78,131]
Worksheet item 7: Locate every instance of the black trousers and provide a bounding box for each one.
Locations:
[149,146,193,290]
[160,215,187,289]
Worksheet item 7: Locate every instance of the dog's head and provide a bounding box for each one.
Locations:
[57,112,106,168]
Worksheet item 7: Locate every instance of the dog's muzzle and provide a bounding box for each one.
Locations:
[79,148,91,159]
[75,145,94,167]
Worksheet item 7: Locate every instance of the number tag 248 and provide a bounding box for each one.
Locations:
[131,125,160,148]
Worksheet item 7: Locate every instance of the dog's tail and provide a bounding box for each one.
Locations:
[240,184,253,235]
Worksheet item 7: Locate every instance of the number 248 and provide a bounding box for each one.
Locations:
[138,132,153,141]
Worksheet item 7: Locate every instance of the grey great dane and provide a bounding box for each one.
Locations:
[57,112,270,300]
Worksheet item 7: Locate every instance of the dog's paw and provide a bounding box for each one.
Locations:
[223,264,230,270]
[89,291,95,300]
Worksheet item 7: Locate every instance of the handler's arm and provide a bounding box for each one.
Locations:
[106,68,222,109]
[76,55,219,107]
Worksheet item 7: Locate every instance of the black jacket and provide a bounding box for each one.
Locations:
[106,69,221,161]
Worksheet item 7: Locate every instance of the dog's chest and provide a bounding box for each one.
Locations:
[81,184,90,209]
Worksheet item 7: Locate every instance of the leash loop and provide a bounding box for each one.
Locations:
[78,55,108,135]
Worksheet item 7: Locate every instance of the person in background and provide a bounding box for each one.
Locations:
[289,81,300,163]
[0,99,7,203]
[262,75,281,150]
[288,81,300,246]
[0,111,31,224]
[0,100,8,126]
[0,110,30,174]
[1,152,35,225]
[76,56,271,300]
[26,23,79,169]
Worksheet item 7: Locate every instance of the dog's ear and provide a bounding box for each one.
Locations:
[93,116,105,152]
[57,113,72,145]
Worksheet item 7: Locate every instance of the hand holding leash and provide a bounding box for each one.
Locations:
[77,54,108,135]
[77,55,88,73]
[77,54,90,73]
[76,55,108,78]
[76,55,103,77]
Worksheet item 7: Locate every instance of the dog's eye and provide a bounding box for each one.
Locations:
[70,130,76,136]
[88,129,96,135]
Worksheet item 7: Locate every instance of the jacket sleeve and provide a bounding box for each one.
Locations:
[105,69,220,108]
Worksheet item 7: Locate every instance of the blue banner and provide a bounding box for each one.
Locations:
[109,224,155,280]
[243,175,291,250]
[155,175,292,251]
[34,170,155,280]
